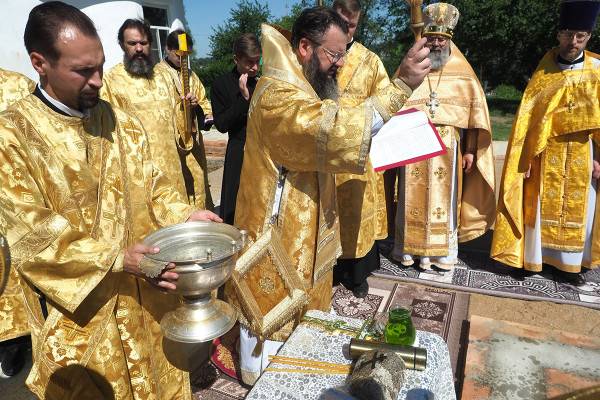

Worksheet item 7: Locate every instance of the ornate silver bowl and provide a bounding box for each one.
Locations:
[142,221,247,343]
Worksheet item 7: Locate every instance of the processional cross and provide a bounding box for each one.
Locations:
[391,0,424,80]
[177,33,195,141]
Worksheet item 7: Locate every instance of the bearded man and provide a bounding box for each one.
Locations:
[223,7,430,385]
[390,2,496,271]
[103,20,211,209]
[0,3,220,398]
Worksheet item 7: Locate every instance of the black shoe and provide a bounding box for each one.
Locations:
[0,341,26,378]
[555,270,586,287]
[512,268,536,281]
[351,281,369,298]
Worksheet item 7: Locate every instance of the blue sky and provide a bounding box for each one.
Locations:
[184,0,294,57]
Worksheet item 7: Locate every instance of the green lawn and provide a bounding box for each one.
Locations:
[486,96,519,142]
[489,109,515,141]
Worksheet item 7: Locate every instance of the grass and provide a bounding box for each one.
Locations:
[489,109,514,141]
[486,96,520,142]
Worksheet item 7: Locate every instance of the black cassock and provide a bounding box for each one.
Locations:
[210,67,257,224]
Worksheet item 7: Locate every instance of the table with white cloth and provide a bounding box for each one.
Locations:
[246,310,456,400]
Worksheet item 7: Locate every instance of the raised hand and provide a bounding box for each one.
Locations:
[396,38,431,90]
[239,73,250,100]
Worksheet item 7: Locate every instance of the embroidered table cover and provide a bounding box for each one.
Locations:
[246,310,456,400]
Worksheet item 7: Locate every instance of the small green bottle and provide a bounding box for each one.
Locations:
[384,307,416,346]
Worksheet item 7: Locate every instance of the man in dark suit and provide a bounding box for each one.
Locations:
[211,33,261,224]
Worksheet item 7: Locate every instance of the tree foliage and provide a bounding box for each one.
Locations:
[193,0,271,92]
[194,0,600,93]
[451,0,600,90]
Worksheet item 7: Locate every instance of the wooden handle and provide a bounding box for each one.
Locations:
[406,0,424,41]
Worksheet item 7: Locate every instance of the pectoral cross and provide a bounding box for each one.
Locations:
[567,98,576,113]
[427,92,440,118]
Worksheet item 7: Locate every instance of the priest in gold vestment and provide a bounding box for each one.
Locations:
[154,29,214,209]
[391,3,496,271]
[0,68,35,378]
[103,19,212,210]
[224,7,429,385]
[331,0,413,298]
[492,0,600,287]
[1,3,220,398]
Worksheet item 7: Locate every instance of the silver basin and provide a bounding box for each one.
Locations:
[142,221,247,343]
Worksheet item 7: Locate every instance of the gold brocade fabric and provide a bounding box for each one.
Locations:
[0,94,193,399]
[154,60,214,209]
[399,125,459,256]
[492,50,600,269]
[224,24,374,341]
[397,42,496,254]
[0,68,36,342]
[335,42,410,259]
[154,60,212,115]
[0,68,34,109]
[102,62,207,209]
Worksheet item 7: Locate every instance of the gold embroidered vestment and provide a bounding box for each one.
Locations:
[396,43,496,255]
[491,50,600,270]
[225,25,408,341]
[102,62,209,209]
[154,60,214,209]
[335,42,411,258]
[0,95,193,399]
[0,68,36,342]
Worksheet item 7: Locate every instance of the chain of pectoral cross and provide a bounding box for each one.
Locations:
[562,68,585,114]
[426,66,445,118]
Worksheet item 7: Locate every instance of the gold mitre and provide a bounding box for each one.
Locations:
[423,3,460,38]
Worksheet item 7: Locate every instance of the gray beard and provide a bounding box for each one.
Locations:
[124,54,154,76]
[304,52,339,101]
[429,46,450,70]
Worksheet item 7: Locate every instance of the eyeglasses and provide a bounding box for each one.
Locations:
[321,46,346,64]
[559,31,590,42]
[310,40,346,64]
[425,36,448,45]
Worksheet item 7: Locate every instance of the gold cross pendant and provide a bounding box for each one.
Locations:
[567,98,576,113]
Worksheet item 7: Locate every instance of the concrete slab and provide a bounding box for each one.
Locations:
[208,166,224,208]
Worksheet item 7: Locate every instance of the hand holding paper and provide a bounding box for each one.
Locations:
[369,108,446,172]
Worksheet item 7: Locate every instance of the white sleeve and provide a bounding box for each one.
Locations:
[371,108,384,137]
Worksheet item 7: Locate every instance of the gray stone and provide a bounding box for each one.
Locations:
[348,350,405,400]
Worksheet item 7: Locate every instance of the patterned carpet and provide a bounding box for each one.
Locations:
[375,247,600,310]
[191,276,470,399]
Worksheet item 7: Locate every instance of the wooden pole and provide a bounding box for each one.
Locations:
[406,0,424,41]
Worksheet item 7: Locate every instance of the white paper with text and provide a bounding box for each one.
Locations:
[369,109,446,171]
